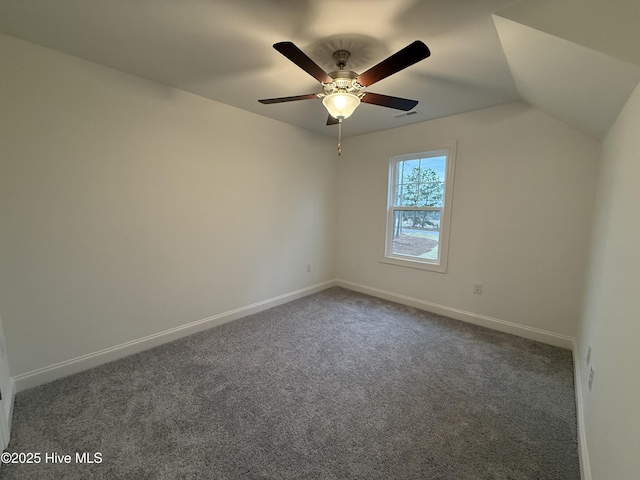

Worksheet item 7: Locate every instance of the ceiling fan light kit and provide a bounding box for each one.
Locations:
[259,40,430,155]
[320,64,364,120]
[322,93,361,120]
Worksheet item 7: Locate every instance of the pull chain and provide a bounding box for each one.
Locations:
[337,119,342,156]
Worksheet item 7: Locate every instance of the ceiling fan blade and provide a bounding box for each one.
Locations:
[361,92,418,111]
[356,41,430,87]
[274,42,333,84]
[326,115,339,126]
[258,93,319,104]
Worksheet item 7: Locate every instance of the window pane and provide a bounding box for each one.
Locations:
[399,159,420,182]
[391,210,441,260]
[396,158,445,208]
[395,184,404,206]
[399,183,418,206]
[419,156,446,181]
[416,181,444,207]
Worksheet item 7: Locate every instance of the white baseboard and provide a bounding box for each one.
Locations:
[0,377,15,450]
[12,280,336,392]
[335,279,574,349]
[572,343,592,480]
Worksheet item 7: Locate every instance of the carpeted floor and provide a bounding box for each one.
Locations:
[1,287,580,479]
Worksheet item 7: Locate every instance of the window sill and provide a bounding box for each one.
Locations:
[379,255,447,273]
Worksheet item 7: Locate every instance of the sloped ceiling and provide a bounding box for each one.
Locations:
[493,15,640,139]
[0,0,638,140]
[494,0,640,139]
[497,0,640,67]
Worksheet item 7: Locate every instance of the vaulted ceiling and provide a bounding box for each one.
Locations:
[1,0,638,139]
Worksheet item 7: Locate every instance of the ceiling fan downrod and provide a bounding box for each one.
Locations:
[332,50,351,70]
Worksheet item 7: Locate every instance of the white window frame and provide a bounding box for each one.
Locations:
[381,141,457,273]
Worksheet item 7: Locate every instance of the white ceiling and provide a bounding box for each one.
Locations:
[0,0,638,139]
[493,15,640,139]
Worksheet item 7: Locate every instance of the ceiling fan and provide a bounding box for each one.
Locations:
[259,40,431,154]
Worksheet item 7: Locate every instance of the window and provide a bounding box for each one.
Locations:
[382,142,456,273]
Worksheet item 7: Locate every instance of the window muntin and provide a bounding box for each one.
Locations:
[383,144,456,272]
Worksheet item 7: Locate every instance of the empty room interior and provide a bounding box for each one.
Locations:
[0,0,638,478]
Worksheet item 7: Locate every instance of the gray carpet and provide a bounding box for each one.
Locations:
[2,287,579,479]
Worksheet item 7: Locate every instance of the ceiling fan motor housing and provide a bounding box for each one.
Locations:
[322,70,364,97]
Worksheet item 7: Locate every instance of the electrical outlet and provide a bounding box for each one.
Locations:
[588,367,595,390]
[586,345,592,365]
[306,264,311,273]
[473,283,482,295]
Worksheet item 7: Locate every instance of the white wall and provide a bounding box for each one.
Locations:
[337,103,600,341]
[577,83,640,480]
[0,34,337,378]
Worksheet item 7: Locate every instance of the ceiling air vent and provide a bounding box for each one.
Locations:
[392,110,421,119]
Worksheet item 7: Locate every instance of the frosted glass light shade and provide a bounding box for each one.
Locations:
[322,93,360,120]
